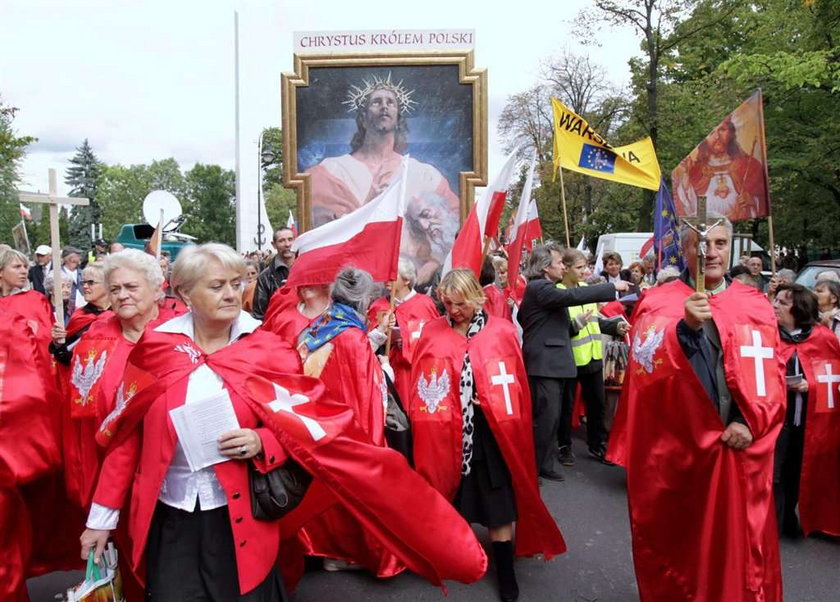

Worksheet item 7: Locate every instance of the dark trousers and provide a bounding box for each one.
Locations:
[146,502,287,602]
[529,376,575,474]
[558,364,608,450]
[774,422,805,535]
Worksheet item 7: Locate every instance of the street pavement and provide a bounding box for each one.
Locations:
[27,433,840,601]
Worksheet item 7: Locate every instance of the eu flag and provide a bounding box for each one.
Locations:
[654,179,685,272]
[578,144,616,174]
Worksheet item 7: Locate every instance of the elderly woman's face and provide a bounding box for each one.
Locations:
[814,284,838,311]
[183,259,242,324]
[441,290,476,326]
[108,267,159,323]
[82,272,108,306]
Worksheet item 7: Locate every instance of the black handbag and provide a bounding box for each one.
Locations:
[383,371,413,466]
[249,458,312,521]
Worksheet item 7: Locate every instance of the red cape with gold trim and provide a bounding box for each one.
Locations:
[609,279,784,602]
[409,316,566,560]
[778,324,840,536]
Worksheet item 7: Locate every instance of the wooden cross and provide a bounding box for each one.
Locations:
[18,168,89,326]
[681,195,722,293]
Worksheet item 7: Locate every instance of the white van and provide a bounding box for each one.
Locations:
[595,232,765,270]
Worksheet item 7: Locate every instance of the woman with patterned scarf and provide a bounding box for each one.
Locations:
[296,267,401,576]
[410,269,566,602]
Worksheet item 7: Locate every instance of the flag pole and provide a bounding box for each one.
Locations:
[384,282,397,356]
[558,166,571,247]
[767,215,776,274]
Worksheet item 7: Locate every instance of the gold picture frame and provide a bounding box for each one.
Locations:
[282,51,488,235]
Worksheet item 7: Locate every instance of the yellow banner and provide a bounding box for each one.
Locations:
[551,97,661,191]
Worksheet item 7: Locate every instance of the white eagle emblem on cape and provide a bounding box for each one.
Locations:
[99,381,135,433]
[632,326,665,374]
[71,350,108,406]
[417,368,450,414]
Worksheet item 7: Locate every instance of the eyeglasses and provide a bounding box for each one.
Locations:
[82,280,102,286]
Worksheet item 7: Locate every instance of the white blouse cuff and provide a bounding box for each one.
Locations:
[87,503,120,531]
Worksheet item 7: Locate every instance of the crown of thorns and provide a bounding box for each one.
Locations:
[343,73,417,114]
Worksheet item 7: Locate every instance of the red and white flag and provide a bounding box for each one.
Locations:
[443,148,520,278]
[286,159,409,287]
[506,154,537,299]
[19,203,32,220]
[523,198,542,251]
[286,210,298,238]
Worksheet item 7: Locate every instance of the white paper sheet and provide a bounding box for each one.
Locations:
[169,390,240,472]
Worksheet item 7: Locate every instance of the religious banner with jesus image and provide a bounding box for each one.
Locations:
[671,90,770,221]
[282,52,488,288]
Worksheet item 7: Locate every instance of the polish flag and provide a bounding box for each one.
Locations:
[443,148,520,278]
[506,154,538,300]
[523,198,542,251]
[286,159,408,287]
[286,210,298,238]
[19,203,32,220]
[639,234,654,259]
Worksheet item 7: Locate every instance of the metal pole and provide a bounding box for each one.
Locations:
[233,10,242,251]
[256,129,264,251]
[558,166,571,247]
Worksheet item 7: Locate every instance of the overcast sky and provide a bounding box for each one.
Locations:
[2,0,641,199]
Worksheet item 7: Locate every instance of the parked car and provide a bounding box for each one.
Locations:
[114,223,195,260]
[795,259,840,290]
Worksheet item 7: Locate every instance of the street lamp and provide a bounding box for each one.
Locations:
[255,130,277,250]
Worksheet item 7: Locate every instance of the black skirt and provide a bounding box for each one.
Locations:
[145,501,288,602]
[454,406,518,528]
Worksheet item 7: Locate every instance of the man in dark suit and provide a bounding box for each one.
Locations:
[518,243,629,482]
[28,245,52,295]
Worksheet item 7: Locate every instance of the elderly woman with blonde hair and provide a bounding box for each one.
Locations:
[410,269,566,602]
[81,243,301,600]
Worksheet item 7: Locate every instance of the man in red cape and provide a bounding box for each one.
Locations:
[609,221,785,602]
[410,315,567,560]
[777,319,840,536]
[94,326,486,592]
[367,260,440,412]
[0,308,77,601]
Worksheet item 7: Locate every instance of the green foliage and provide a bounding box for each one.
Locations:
[260,126,299,233]
[181,164,236,246]
[65,139,104,249]
[0,99,36,246]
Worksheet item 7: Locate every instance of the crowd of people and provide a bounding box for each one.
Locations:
[1,218,838,602]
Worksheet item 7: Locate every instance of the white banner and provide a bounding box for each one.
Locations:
[294,29,475,53]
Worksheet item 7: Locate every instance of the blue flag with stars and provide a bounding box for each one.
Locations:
[654,179,685,272]
[578,143,616,173]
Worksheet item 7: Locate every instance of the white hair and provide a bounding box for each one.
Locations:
[816,270,840,284]
[170,243,245,300]
[397,257,417,287]
[104,249,165,298]
[656,266,681,285]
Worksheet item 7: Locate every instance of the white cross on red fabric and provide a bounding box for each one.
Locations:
[490,361,515,415]
[739,329,774,397]
[817,363,840,410]
[268,383,326,441]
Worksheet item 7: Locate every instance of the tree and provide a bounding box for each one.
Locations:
[0,99,36,245]
[260,126,298,233]
[182,164,236,246]
[65,139,104,249]
[577,0,740,229]
[95,159,187,242]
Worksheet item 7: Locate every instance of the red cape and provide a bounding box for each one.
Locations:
[368,293,440,411]
[609,280,784,602]
[409,316,566,559]
[299,326,401,575]
[483,284,513,321]
[0,309,80,599]
[66,305,113,339]
[0,289,53,343]
[97,326,486,591]
[262,304,314,347]
[778,325,840,536]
